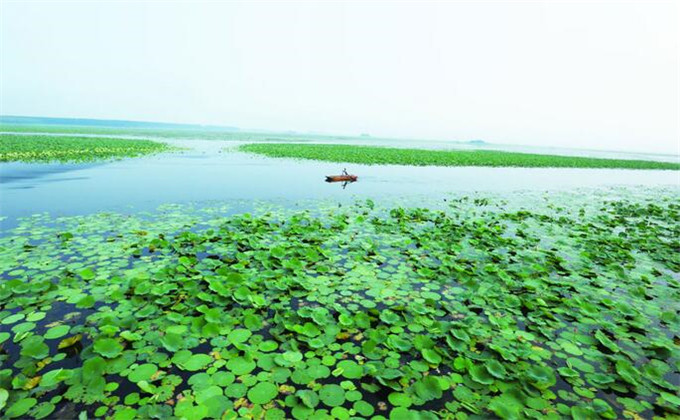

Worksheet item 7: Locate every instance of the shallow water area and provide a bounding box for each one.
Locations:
[1,139,678,230]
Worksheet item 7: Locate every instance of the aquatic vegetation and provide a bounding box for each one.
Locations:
[0,134,169,163]
[240,143,680,170]
[0,189,679,419]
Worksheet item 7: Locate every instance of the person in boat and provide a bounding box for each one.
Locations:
[342,168,348,176]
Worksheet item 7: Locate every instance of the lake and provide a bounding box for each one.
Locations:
[1,139,678,230]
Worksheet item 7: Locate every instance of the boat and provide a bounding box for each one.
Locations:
[325,174,358,182]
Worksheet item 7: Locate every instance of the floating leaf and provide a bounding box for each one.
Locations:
[57,334,82,349]
[20,335,49,359]
[469,365,495,385]
[486,360,507,379]
[414,376,443,402]
[93,338,123,358]
[6,398,37,418]
[422,348,442,365]
[319,384,345,407]
[181,354,213,371]
[128,364,158,382]
[247,382,278,404]
[44,325,70,340]
[227,328,251,345]
[526,365,556,390]
[297,390,319,408]
[336,360,363,379]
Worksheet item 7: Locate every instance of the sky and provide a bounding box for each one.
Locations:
[1,1,678,154]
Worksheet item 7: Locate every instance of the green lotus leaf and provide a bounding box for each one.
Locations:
[594,330,620,353]
[567,357,595,373]
[195,385,223,404]
[204,308,222,324]
[247,381,278,404]
[120,331,142,342]
[571,405,597,420]
[226,356,256,375]
[486,360,508,379]
[93,338,124,358]
[0,389,8,411]
[44,325,70,340]
[11,322,35,336]
[20,335,49,359]
[451,328,470,342]
[338,314,354,327]
[387,335,412,352]
[1,313,25,325]
[258,340,278,352]
[380,310,400,324]
[586,372,614,386]
[389,406,418,420]
[526,365,556,390]
[469,364,495,385]
[137,380,156,394]
[422,348,442,365]
[488,393,523,420]
[319,384,345,407]
[79,268,95,280]
[270,246,286,259]
[161,333,184,352]
[40,368,74,387]
[296,390,319,408]
[31,402,56,419]
[114,408,138,420]
[353,400,375,417]
[128,363,158,382]
[561,341,583,356]
[413,376,443,402]
[225,382,247,398]
[181,354,213,371]
[227,328,251,345]
[27,312,45,322]
[615,360,641,385]
[388,392,413,408]
[336,360,363,379]
[658,392,680,409]
[299,322,321,337]
[76,295,95,309]
[5,398,37,418]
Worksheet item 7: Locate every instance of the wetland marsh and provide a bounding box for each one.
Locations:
[0,128,679,420]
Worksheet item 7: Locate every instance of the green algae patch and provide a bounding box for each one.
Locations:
[0,134,169,163]
[0,188,679,419]
[240,143,680,170]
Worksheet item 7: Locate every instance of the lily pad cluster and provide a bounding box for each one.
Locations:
[0,134,170,163]
[0,189,678,419]
[239,143,680,170]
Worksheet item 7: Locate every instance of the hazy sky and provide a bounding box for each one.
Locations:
[1,1,678,154]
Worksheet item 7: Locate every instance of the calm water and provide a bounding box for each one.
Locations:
[1,140,678,229]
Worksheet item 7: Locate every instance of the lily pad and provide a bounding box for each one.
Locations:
[319,384,346,407]
[247,381,278,404]
[93,338,124,358]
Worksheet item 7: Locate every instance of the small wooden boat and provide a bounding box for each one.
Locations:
[325,174,358,182]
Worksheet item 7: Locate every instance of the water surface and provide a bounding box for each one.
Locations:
[1,140,678,229]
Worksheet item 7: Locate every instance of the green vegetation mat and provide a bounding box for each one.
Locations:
[0,134,169,163]
[0,189,679,419]
[240,143,680,170]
